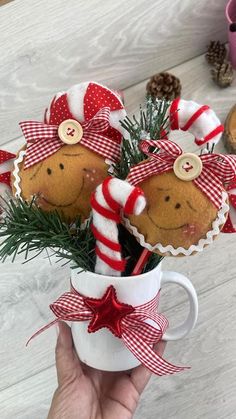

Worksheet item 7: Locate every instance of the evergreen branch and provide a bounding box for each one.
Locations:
[116,97,171,179]
[0,197,95,271]
[0,197,162,275]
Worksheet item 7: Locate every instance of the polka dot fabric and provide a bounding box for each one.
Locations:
[0,172,11,186]
[84,83,123,120]
[222,179,236,233]
[49,94,75,125]
[230,194,236,207]
[84,83,123,145]
[0,150,16,164]
[222,214,236,233]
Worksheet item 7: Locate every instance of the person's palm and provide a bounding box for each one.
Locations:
[47,322,165,419]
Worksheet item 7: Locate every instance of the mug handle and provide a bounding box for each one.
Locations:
[161,270,198,341]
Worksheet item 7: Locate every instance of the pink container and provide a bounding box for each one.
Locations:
[226,0,236,68]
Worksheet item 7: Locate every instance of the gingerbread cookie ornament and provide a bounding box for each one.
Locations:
[11,82,126,222]
[124,139,236,256]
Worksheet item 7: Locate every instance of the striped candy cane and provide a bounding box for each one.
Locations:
[169,98,224,147]
[91,177,146,276]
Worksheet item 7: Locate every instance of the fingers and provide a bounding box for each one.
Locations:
[55,321,83,386]
[130,340,166,395]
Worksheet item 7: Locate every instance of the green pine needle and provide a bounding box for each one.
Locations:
[0,197,162,274]
[0,197,96,271]
[116,96,171,179]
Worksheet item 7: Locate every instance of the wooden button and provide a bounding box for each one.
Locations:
[58,119,83,145]
[173,153,203,181]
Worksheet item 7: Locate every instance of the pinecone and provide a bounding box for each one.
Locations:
[211,60,234,87]
[205,41,227,65]
[146,72,181,101]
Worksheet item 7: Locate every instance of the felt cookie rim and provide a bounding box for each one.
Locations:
[122,191,229,256]
[12,149,114,225]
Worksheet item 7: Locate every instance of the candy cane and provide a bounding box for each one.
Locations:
[169,98,224,147]
[91,177,146,276]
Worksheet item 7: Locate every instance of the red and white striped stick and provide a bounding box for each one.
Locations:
[131,248,152,276]
[91,177,146,276]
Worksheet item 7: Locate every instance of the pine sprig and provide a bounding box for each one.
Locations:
[0,197,96,270]
[0,197,162,274]
[116,97,171,179]
[120,96,170,142]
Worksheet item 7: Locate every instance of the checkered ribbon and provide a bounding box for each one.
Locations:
[127,139,236,209]
[20,107,120,169]
[27,286,186,376]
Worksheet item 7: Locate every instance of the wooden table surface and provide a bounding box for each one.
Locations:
[1,1,236,418]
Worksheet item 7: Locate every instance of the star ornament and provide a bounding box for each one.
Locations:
[84,285,134,338]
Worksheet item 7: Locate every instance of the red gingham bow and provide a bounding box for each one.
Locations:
[27,285,186,376]
[127,139,236,209]
[222,179,236,233]
[20,107,120,169]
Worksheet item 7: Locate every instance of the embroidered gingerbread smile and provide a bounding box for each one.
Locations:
[41,178,85,208]
[147,214,187,231]
[28,151,86,208]
[146,187,199,231]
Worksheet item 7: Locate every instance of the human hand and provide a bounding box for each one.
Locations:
[47,321,166,419]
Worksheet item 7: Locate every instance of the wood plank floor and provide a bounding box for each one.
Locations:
[1,52,236,419]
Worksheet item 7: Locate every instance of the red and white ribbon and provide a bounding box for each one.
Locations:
[91,177,146,276]
[127,139,236,209]
[27,285,187,376]
[20,107,120,169]
[222,179,236,233]
[169,98,224,147]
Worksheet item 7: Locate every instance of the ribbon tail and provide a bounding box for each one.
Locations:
[26,318,59,347]
[122,329,189,376]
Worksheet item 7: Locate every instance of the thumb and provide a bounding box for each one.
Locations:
[55,321,83,386]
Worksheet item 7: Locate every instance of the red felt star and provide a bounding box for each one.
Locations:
[84,285,134,338]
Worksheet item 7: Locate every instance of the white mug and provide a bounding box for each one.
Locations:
[71,261,198,371]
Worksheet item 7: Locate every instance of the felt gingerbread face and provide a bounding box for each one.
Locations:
[10,82,126,223]
[126,171,219,254]
[124,139,236,256]
[12,143,108,222]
